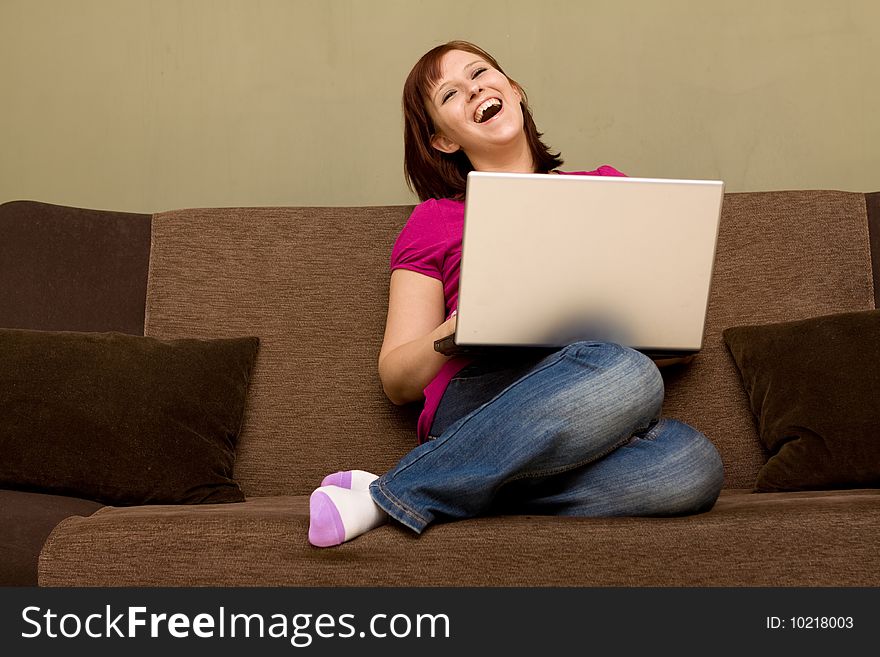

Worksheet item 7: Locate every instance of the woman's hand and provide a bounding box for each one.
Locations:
[435,310,458,341]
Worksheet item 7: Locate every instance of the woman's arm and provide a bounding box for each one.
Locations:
[378,269,457,405]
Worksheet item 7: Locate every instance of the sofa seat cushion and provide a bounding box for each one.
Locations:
[38,489,880,586]
[0,489,104,586]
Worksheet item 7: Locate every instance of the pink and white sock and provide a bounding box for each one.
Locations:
[320,469,379,490]
[308,485,388,547]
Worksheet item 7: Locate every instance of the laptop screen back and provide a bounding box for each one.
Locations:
[454,171,724,355]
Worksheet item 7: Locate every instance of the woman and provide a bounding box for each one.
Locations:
[308,40,723,548]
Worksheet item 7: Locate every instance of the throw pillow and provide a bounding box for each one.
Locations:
[722,309,880,492]
[0,329,259,505]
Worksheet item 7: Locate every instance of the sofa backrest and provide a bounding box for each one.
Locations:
[0,200,151,335]
[145,206,418,496]
[660,191,874,487]
[144,193,876,494]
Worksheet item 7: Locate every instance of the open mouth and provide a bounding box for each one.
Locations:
[474,98,503,123]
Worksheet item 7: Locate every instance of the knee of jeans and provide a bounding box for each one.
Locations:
[625,347,664,405]
[565,342,664,402]
[564,341,663,413]
[660,420,724,514]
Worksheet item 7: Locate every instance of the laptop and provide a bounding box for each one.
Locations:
[434,171,725,358]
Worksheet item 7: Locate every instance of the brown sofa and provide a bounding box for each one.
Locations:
[1,190,879,587]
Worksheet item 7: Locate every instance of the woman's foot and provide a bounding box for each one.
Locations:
[320,469,379,490]
[308,485,388,547]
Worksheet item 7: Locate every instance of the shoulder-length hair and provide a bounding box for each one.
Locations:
[402,40,563,202]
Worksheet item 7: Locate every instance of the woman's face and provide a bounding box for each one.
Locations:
[426,49,526,161]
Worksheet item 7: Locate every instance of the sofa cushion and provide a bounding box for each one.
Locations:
[144,206,421,497]
[0,328,259,505]
[36,490,880,586]
[723,309,880,492]
[0,489,104,586]
[0,200,151,335]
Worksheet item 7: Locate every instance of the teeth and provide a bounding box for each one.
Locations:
[475,98,502,123]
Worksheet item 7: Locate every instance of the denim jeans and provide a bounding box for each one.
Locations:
[370,341,724,533]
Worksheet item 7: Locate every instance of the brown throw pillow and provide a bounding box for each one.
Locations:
[723,310,880,492]
[0,329,259,505]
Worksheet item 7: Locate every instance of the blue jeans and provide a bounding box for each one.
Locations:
[370,341,724,533]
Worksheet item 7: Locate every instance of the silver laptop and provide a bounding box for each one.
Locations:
[434,171,725,358]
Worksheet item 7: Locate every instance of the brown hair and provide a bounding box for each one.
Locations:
[402,40,563,201]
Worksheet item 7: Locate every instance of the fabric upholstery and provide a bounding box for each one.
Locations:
[866,192,880,308]
[145,207,421,497]
[38,489,880,586]
[0,200,151,335]
[0,489,103,586]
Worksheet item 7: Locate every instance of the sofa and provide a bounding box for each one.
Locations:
[1,189,879,587]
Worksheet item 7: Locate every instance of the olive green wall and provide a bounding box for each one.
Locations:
[1,0,877,212]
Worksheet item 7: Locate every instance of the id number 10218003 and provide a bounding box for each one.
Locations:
[766,616,854,630]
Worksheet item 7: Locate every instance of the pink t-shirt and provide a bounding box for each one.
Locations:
[390,165,626,443]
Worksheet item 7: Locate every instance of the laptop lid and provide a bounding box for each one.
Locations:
[438,171,724,357]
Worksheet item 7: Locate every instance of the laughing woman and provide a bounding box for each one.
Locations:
[307,40,723,547]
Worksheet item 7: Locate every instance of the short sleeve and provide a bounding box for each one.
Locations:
[594,164,627,177]
[566,165,628,178]
[390,200,446,281]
